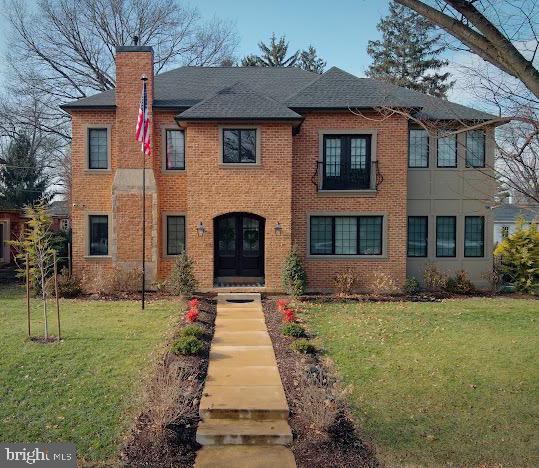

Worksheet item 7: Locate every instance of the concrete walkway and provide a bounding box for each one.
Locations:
[195,293,296,468]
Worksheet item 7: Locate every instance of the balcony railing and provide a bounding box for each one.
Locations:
[312,160,383,191]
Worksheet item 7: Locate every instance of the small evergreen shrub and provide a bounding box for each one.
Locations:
[172,335,204,355]
[282,245,307,297]
[333,268,358,296]
[167,251,198,297]
[282,323,307,338]
[494,217,539,293]
[403,276,420,295]
[291,338,317,354]
[180,324,204,338]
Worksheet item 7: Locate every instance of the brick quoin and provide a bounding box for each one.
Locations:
[69,49,408,292]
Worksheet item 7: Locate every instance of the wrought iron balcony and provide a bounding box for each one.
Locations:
[312,160,383,191]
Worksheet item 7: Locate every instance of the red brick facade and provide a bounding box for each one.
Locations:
[69,49,408,292]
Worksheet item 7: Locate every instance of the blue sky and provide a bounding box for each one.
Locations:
[194,0,389,76]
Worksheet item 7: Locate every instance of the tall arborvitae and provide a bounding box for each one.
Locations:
[367,2,454,98]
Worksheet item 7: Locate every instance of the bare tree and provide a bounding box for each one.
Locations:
[394,0,539,98]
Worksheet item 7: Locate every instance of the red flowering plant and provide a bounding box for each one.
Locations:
[282,308,296,323]
[276,299,289,313]
[188,298,200,311]
[185,308,199,323]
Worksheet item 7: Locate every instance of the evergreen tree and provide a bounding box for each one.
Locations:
[367,2,454,98]
[0,134,49,208]
[241,33,299,67]
[297,46,326,74]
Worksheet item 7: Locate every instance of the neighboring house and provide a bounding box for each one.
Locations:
[493,204,538,244]
[61,46,498,291]
[0,201,70,265]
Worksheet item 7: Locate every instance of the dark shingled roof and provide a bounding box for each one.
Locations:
[177,82,302,121]
[62,65,496,121]
[493,204,538,223]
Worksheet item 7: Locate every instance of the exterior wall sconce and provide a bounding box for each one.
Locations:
[274,222,282,235]
[196,222,206,237]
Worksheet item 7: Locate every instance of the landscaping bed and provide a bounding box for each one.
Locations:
[262,297,379,468]
[120,296,216,467]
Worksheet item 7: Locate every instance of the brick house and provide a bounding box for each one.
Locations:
[62,46,496,292]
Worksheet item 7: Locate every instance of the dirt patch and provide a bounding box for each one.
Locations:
[119,296,216,468]
[28,336,61,344]
[263,297,379,468]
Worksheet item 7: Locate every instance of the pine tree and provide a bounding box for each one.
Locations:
[367,2,454,98]
[241,33,299,67]
[297,46,326,74]
[0,134,49,208]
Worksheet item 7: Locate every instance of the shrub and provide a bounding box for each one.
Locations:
[188,298,200,310]
[282,322,307,338]
[282,308,296,323]
[494,218,539,293]
[444,270,475,295]
[55,267,83,298]
[180,324,204,338]
[276,299,289,313]
[172,335,204,355]
[423,262,448,292]
[166,251,198,297]
[481,267,502,294]
[112,265,142,293]
[185,308,199,323]
[369,271,399,295]
[282,245,307,297]
[403,276,420,295]
[333,268,358,296]
[291,338,316,354]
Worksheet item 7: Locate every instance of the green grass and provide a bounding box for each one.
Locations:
[0,285,179,462]
[304,298,539,467]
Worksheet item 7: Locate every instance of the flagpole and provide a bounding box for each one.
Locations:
[141,75,148,311]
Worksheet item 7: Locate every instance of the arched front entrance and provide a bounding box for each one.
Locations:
[214,213,265,282]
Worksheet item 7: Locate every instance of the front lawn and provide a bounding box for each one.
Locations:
[304,298,538,467]
[0,285,178,463]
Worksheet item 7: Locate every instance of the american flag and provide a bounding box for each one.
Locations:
[135,78,151,156]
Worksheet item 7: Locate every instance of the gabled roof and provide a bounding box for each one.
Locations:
[493,204,538,223]
[177,82,302,121]
[61,65,496,121]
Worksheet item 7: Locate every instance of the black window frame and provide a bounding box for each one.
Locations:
[322,134,372,190]
[407,216,428,257]
[88,215,109,256]
[464,216,485,257]
[408,128,429,168]
[222,128,257,164]
[165,129,185,170]
[309,215,383,256]
[166,215,186,256]
[436,216,457,257]
[88,128,109,170]
[465,130,486,168]
[436,132,458,168]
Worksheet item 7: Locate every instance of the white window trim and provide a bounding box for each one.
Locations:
[317,129,378,193]
[85,124,112,172]
[306,211,388,260]
[161,125,186,173]
[219,126,262,167]
[162,212,187,258]
[85,212,112,258]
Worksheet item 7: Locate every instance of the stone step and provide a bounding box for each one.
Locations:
[200,385,289,420]
[212,330,273,347]
[209,346,277,367]
[216,308,264,319]
[196,419,292,446]
[206,365,282,387]
[215,318,267,332]
[195,445,296,468]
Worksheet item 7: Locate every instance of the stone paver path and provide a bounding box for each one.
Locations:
[195,293,296,467]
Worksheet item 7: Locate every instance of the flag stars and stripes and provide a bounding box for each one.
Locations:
[135,77,151,156]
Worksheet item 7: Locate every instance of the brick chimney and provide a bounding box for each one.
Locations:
[112,45,158,284]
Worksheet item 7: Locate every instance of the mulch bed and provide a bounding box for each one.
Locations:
[263,297,379,468]
[119,295,216,468]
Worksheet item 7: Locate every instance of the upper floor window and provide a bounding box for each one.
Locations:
[409,129,429,168]
[166,129,185,170]
[88,128,108,170]
[222,129,257,163]
[437,133,457,168]
[464,216,484,257]
[501,225,509,239]
[407,216,428,257]
[310,215,383,256]
[89,215,108,256]
[436,216,456,257]
[466,130,485,168]
[322,135,371,190]
[166,215,186,255]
